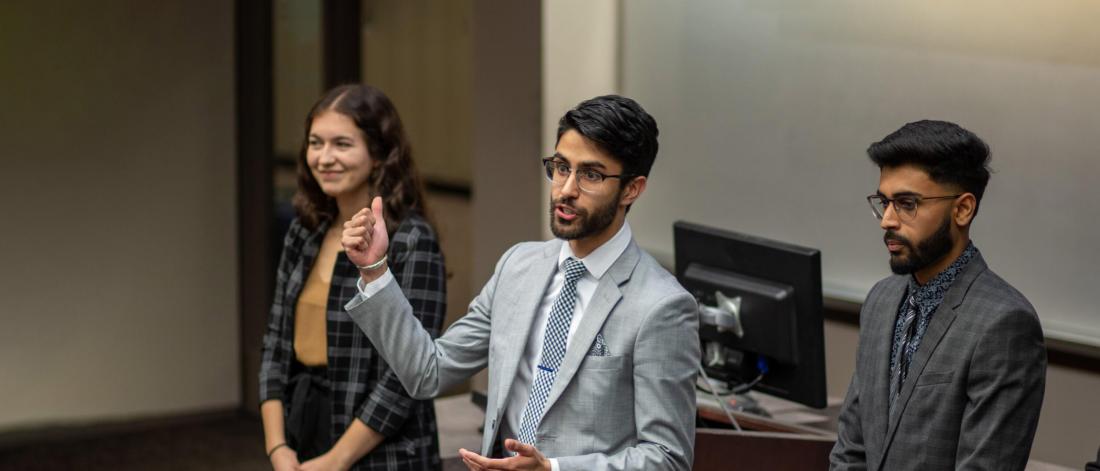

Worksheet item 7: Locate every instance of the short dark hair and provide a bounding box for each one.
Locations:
[556,95,659,178]
[868,120,992,209]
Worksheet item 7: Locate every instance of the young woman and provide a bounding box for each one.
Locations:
[260,84,445,471]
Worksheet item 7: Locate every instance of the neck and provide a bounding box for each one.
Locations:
[914,233,970,285]
[569,214,625,259]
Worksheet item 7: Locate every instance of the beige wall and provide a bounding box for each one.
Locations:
[362,0,475,188]
[470,0,543,285]
[273,0,323,164]
[0,1,238,429]
[541,0,621,240]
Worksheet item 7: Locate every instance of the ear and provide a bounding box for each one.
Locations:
[619,175,647,207]
[953,193,977,227]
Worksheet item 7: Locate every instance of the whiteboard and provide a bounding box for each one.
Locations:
[620,0,1100,346]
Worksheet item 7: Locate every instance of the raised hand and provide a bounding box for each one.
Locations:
[342,196,390,281]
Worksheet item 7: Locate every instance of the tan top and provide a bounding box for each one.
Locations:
[293,229,342,366]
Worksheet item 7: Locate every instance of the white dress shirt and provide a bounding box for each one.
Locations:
[357,223,633,470]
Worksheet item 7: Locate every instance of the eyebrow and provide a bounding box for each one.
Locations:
[877,190,921,198]
[308,134,355,142]
[551,153,608,170]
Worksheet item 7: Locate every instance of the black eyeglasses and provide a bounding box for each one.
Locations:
[542,158,633,193]
[866,194,960,221]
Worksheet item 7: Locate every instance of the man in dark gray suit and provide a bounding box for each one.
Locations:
[341,96,699,471]
[830,120,1046,470]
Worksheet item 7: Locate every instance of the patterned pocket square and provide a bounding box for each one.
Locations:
[587,332,610,356]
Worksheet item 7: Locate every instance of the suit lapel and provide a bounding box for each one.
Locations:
[881,303,958,453]
[877,252,988,467]
[867,276,907,452]
[540,241,639,417]
[495,241,561,407]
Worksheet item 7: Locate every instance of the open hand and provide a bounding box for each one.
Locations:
[458,439,551,471]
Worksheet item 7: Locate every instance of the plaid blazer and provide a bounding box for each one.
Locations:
[259,213,446,470]
[831,252,1046,471]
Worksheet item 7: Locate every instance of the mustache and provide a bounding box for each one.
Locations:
[551,197,585,214]
[884,231,912,247]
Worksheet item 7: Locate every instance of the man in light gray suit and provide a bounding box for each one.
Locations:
[340,95,700,471]
[830,120,1046,470]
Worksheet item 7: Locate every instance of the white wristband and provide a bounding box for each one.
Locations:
[355,254,387,271]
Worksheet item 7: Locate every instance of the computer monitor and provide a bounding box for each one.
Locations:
[674,221,827,409]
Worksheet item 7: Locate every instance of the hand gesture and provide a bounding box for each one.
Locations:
[342,196,389,280]
[458,439,551,471]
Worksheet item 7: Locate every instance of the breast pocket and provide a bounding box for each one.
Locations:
[562,355,633,440]
[915,370,955,387]
[580,354,626,371]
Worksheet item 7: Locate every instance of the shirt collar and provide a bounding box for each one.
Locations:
[907,242,978,313]
[558,222,632,280]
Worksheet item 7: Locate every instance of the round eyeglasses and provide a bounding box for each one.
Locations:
[542,158,634,193]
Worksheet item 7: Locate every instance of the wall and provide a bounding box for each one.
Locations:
[362,0,475,189]
[541,0,621,239]
[0,1,238,429]
[619,0,1100,347]
[273,0,323,165]
[470,0,543,286]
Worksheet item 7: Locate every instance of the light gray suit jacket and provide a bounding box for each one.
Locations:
[830,253,1046,470]
[346,238,701,471]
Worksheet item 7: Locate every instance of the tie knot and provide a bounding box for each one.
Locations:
[562,258,587,283]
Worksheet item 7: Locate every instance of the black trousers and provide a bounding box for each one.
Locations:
[286,367,333,461]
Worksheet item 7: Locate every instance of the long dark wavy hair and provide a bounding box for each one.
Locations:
[293,84,429,233]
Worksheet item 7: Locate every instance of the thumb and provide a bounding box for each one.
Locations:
[371,196,385,228]
[505,439,535,457]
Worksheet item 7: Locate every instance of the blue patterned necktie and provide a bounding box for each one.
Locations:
[889,294,919,412]
[516,257,587,446]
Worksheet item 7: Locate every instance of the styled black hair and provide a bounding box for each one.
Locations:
[556,95,659,179]
[868,120,992,208]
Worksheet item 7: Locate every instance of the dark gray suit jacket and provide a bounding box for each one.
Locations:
[830,253,1046,470]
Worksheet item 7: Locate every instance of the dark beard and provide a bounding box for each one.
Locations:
[549,191,620,240]
[887,214,954,275]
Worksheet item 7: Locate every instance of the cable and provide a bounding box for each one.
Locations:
[731,357,770,394]
[730,372,764,395]
[697,364,742,432]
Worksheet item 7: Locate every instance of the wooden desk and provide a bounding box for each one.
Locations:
[694,392,837,470]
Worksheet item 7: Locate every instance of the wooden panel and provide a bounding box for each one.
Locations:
[694,428,834,471]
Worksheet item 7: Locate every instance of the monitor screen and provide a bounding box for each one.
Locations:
[674,221,827,409]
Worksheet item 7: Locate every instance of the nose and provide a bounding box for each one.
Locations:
[559,170,581,197]
[879,202,900,230]
[317,145,336,166]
